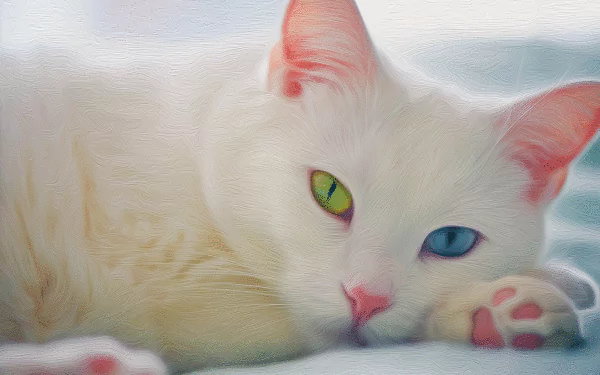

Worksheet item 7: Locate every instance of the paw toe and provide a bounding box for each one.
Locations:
[493,287,517,307]
[471,307,504,348]
[511,302,543,320]
[512,333,545,349]
[85,355,118,375]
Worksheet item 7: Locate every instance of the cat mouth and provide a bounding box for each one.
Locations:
[349,326,369,347]
[336,323,369,347]
[335,321,421,348]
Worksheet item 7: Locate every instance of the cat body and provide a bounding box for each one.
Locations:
[0,39,309,370]
[1,0,599,373]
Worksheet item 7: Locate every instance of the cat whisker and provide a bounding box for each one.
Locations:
[194,269,280,283]
[158,290,280,301]
[140,259,283,283]
[132,264,280,284]
[234,316,296,342]
[494,44,529,143]
[188,282,279,290]
[190,286,280,296]
[469,57,574,180]
[491,61,573,152]
[238,303,289,308]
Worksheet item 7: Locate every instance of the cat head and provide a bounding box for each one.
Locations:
[200,0,600,349]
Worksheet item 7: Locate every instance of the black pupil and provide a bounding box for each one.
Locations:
[326,180,337,202]
[446,230,456,247]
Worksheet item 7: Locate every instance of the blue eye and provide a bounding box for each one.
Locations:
[422,226,480,258]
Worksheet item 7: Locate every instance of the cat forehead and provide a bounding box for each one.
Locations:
[298,83,496,189]
[294,89,525,232]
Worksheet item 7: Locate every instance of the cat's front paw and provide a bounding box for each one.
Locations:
[427,275,584,349]
[0,336,168,375]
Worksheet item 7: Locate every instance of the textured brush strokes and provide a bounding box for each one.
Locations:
[1,1,600,375]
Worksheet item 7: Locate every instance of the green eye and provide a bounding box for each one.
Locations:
[310,170,353,217]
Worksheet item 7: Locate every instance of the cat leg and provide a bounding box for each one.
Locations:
[425,269,597,349]
[0,336,168,375]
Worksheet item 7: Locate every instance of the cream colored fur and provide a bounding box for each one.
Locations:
[0,2,597,373]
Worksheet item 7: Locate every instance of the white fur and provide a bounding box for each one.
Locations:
[0,336,167,375]
[0,8,589,375]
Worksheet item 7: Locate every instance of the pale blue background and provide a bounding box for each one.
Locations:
[2,0,599,374]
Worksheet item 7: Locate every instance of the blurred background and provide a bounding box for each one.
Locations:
[1,0,600,359]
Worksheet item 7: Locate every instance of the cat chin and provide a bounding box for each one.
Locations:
[293,310,420,351]
[298,324,365,351]
[300,323,417,351]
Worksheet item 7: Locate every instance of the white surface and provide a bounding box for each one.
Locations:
[196,343,600,375]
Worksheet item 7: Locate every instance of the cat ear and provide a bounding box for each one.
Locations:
[268,0,378,98]
[496,81,600,206]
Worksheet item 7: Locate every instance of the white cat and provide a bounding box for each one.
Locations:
[1,0,599,374]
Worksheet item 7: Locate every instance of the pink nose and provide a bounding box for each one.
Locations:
[344,286,391,326]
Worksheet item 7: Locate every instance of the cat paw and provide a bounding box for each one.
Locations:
[427,275,584,349]
[0,336,168,375]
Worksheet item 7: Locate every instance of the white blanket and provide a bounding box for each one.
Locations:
[196,342,600,375]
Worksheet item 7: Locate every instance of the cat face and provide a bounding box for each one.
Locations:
[200,0,600,349]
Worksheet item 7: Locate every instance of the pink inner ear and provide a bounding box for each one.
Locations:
[498,82,600,205]
[268,0,377,97]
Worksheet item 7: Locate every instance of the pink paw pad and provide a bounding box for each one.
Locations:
[511,302,543,320]
[472,289,546,350]
[471,307,504,348]
[492,287,516,306]
[85,355,118,375]
[512,333,545,350]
